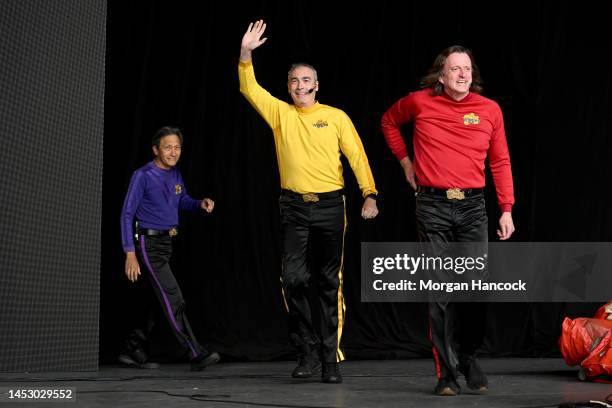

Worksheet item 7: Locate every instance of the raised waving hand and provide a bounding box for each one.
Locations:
[240,20,268,62]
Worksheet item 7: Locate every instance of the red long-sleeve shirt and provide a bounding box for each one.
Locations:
[381,89,514,212]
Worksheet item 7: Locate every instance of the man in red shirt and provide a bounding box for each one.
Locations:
[381,45,515,396]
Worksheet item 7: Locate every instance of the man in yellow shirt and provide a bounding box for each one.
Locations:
[239,20,378,383]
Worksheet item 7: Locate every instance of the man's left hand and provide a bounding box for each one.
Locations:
[361,197,379,220]
[201,198,215,213]
[497,212,515,240]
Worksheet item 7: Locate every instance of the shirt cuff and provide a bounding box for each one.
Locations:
[362,189,378,198]
[500,203,513,213]
[395,150,409,161]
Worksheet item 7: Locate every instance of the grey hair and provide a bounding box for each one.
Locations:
[288,63,318,82]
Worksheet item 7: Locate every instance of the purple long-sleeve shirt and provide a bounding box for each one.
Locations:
[120,161,201,252]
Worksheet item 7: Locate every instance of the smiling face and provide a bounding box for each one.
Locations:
[287,65,318,108]
[439,52,473,101]
[152,134,182,169]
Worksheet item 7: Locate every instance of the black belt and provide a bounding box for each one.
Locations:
[417,186,483,200]
[137,227,178,237]
[281,189,344,203]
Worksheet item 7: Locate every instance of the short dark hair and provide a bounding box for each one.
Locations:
[288,63,318,82]
[152,126,183,147]
[420,45,483,96]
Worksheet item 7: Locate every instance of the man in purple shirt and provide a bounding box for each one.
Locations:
[119,126,219,370]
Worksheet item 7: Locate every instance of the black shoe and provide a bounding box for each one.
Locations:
[433,376,460,396]
[292,352,321,378]
[459,356,488,392]
[190,350,220,371]
[118,353,159,369]
[119,331,157,369]
[321,362,343,384]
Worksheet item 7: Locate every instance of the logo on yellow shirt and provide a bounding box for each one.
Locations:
[463,113,480,125]
[313,120,328,128]
[175,184,182,194]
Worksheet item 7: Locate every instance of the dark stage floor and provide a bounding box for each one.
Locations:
[1,359,610,407]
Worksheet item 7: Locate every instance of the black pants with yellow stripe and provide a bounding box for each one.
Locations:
[279,191,346,363]
[415,191,488,380]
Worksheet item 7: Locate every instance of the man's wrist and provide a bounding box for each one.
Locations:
[239,49,252,63]
[365,193,377,201]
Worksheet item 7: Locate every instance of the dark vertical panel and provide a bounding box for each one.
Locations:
[0,0,105,371]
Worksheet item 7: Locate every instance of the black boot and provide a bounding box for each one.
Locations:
[433,375,460,396]
[292,353,321,378]
[118,350,159,369]
[458,355,488,392]
[118,331,159,369]
[290,335,321,378]
[433,364,460,396]
[191,350,221,371]
[321,362,343,384]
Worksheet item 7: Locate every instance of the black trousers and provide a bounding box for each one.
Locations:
[279,192,346,363]
[130,234,204,361]
[415,191,488,380]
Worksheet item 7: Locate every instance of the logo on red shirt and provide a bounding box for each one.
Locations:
[463,113,480,125]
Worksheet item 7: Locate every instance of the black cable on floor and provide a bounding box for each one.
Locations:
[77,390,340,408]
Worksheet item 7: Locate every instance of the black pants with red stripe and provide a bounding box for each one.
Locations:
[129,234,204,361]
[415,191,488,380]
[279,192,346,363]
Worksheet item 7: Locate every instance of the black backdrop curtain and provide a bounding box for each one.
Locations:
[101,1,611,362]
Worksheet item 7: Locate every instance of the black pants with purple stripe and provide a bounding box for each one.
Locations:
[415,191,488,380]
[131,234,204,361]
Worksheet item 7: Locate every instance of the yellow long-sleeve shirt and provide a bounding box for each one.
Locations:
[238,60,377,197]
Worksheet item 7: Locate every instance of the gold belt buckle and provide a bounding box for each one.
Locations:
[302,193,320,203]
[169,228,178,237]
[446,188,465,200]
